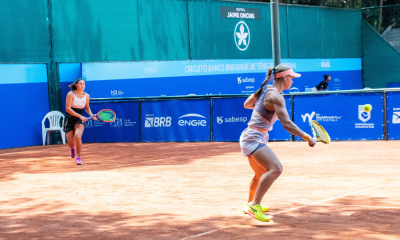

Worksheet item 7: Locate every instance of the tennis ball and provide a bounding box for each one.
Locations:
[363,104,372,112]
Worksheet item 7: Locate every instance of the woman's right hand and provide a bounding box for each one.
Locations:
[308,137,317,147]
[80,116,88,122]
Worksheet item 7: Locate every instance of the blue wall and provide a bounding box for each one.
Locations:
[0,64,50,149]
[386,91,400,140]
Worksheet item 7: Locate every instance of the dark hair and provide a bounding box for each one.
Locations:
[68,78,85,91]
[323,74,330,80]
[253,64,291,100]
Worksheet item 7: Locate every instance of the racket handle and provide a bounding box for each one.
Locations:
[87,114,97,120]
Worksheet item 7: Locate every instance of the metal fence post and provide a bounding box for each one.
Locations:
[383,92,388,140]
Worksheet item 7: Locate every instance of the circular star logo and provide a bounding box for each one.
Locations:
[234,21,250,51]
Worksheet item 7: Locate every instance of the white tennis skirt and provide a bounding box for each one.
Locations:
[239,128,269,156]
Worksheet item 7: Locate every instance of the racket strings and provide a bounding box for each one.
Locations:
[311,123,330,143]
[98,110,115,121]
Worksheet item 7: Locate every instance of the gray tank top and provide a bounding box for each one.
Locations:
[247,86,278,132]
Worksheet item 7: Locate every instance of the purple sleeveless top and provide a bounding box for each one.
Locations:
[247,86,278,132]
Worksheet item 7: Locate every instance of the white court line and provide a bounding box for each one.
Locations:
[207,156,400,159]
[113,156,185,168]
[285,164,400,168]
[180,181,400,240]
[318,203,400,209]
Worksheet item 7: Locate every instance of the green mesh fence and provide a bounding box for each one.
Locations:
[0,0,367,114]
[51,0,140,62]
[138,0,190,61]
[362,20,400,88]
[188,0,275,59]
[287,6,361,58]
[0,1,50,62]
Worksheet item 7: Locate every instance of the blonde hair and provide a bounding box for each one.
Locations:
[254,64,291,99]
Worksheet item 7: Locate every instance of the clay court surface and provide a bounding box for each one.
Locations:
[1,141,399,239]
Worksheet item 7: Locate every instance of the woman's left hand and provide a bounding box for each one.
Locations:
[92,115,98,120]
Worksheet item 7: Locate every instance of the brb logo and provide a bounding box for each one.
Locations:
[178,113,207,127]
[234,21,250,51]
[145,116,172,127]
[237,77,255,84]
[358,105,371,123]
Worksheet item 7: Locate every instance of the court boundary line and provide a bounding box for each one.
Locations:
[319,203,400,209]
[180,181,399,240]
[112,156,185,168]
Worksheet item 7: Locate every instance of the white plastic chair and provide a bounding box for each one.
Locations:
[42,111,66,145]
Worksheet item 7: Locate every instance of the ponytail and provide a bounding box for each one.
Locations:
[69,78,84,91]
[253,64,292,100]
[254,67,274,100]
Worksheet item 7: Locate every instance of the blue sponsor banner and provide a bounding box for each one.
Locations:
[62,58,362,99]
[212,97,291,141]
[386,91,400,140]
[0,64,49,149]
[212,98,252,141]
[293,93,384,141]
[83,101,140,143]
[83,59,361,80]
[141,100,210,142]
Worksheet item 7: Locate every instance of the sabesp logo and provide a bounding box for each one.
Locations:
[237,77,255,84]
[301,112,316,123]
[234,21,250,51]
[217,116,248,124]
[358,105,371,123]
[178,113,207,127]
[217,117,224,124]
[145,117,172,127]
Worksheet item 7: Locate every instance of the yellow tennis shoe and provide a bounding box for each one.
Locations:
[244,204,271,222]
[243,202,269,214]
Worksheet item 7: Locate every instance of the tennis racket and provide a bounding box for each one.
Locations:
[87,109,116,122]
[309,120,331,144]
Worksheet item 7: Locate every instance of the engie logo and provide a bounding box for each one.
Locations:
[145,117,172,127]
[237,77,255,84]
[217,116,248,124]
[178,113,207,127]
[358,105,371,123]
